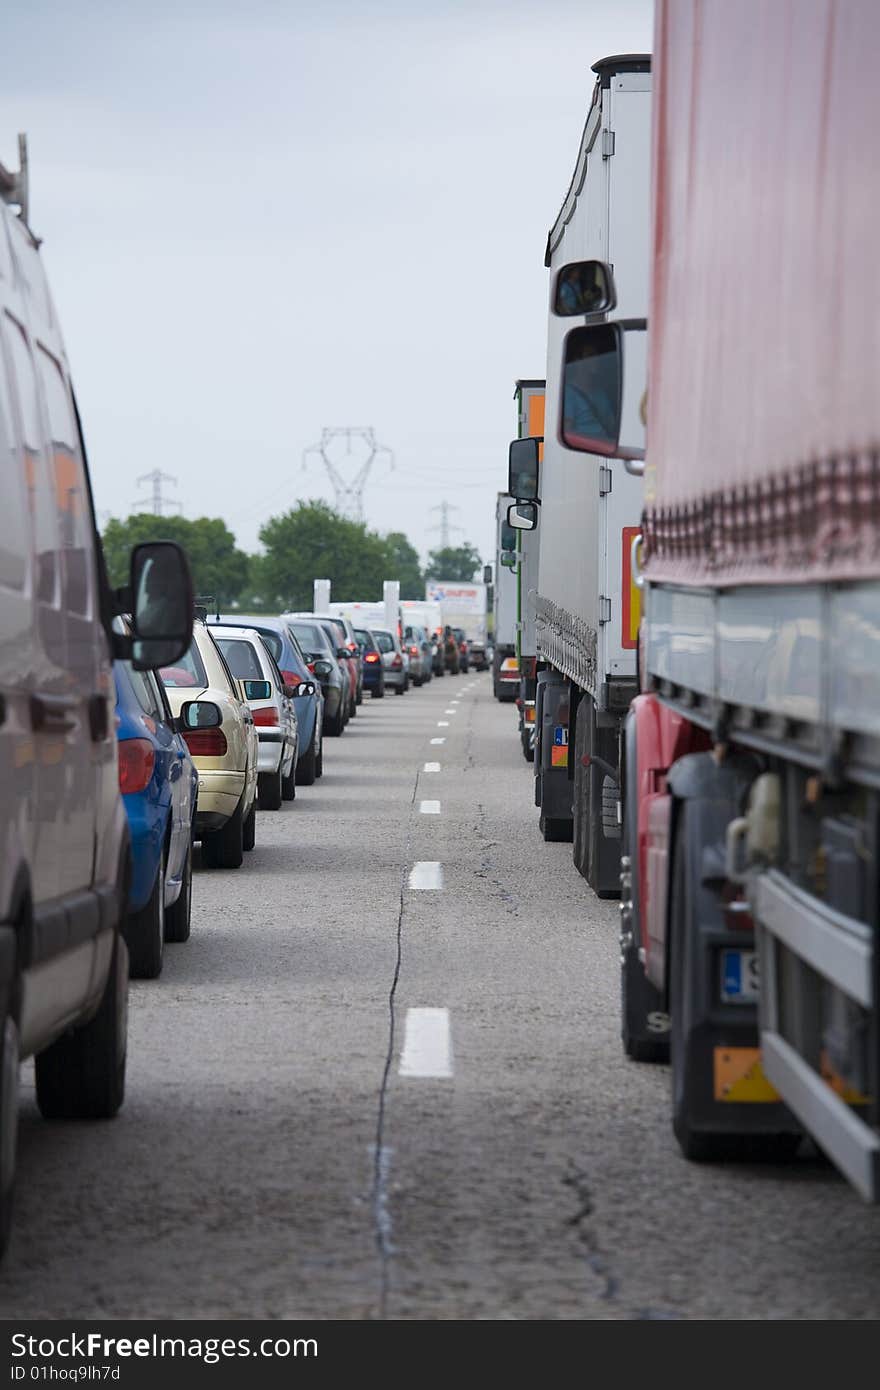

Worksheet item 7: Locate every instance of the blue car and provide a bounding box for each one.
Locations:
[210,614,325,784]
[115,657,199,980]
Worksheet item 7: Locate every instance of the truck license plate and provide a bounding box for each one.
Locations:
[720,949,759,1004]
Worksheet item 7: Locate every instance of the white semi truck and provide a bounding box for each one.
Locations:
[510,379,544,760]
[531,53,650,896]
[492,492,518,700]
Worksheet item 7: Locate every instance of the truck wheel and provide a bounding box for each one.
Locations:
[259,770,283,811]
[521,728,534,762]
[164,839,192,943]
[202,799,244,869]
[572,695,621,898]
[35,930,128,1121]
[620,776,669,1063]
[126,855,165,980]
[296,732,317,785]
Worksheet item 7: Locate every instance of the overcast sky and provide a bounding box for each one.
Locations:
[2,0,653,574]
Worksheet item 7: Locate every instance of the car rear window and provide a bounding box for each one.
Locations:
[215,637,263,680]
[354,628,376,650]
[160,638,208,688]
[374,630,394,654]
[291,622,328,653]
[250,626,282,661]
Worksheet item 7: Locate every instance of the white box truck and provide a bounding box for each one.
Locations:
[425,582,489,671]
[533,53,650,896]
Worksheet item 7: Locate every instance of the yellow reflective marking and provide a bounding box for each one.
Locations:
[714,1048,779,1102]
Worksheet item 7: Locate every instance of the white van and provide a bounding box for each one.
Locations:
[0,140,192,1257]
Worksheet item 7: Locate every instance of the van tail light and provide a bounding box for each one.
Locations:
[365,652,380,664]
[391,654,403,670]
[253,707,279,727]
[281,669,299,685]
[118,738,156,794]
[183,727,228,757]
[409,644,419,656]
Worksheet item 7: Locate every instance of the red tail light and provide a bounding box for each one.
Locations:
[183,728,228,757]
[118,738,155,794]
[281,668,299,685]
[409,644,419,655]
[253,706,279,727]
[391,654,403,670]
[364,651,380,663]
[306,661,316,673]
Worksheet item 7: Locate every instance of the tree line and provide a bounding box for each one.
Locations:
[101,501,484,612]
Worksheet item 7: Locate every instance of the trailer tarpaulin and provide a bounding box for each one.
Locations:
[643,0,880,586]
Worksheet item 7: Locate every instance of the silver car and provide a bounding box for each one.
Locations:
[210,625,301,810]
[371,626,409,694]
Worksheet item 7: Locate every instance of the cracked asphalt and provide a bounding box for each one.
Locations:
[2,672,880,1319]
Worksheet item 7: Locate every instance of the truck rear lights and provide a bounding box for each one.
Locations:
[183,727,228,757]
[253,707,279,727]
[500,658,519,680]
[118,738,155,794]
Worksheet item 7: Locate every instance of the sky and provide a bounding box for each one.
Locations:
[2,0,654,576]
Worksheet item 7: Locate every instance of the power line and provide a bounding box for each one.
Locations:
[302,427,394,522]
[132,468,181,516]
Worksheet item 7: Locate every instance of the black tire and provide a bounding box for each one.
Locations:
[372,681,385,699]
[126,856,165,980]
[281,759,297,800]
[295,732,317,787]
[316,738,324,777]
[349,693,357,718]
[243,797,256,851]
[326,705,344,736]
[0,1006,19,1259]
[620,761,669,1063]
[521,728,535,763]
[259,769,283,811]
[202,798,244,869]
[35,930,128,1121]
[164,839,192,943]
[670,805,730,1160]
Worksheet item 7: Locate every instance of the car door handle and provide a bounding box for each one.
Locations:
[30,692,78,734]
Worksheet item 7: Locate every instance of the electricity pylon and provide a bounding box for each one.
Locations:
[302,427,394,522]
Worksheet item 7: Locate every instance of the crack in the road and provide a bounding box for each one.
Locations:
[562,1164,620,1303]
[370,763,421,1319]
[473,802,519,916]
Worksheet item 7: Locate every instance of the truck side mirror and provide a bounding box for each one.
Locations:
[553,259,617,317]
[130,541,194,672]
[483,564,493,584]
[500,552,517,569]
[500,522,516,551]
[560,318,646,464]
[507,501,537,532]
[508,437,540,501]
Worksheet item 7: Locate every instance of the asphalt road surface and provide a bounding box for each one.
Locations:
[3,673,880,1319]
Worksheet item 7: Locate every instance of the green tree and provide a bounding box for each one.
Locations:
[424,543,483,582]
[102,514,250,608]
[382,531,423,599]
[256,501,392,611]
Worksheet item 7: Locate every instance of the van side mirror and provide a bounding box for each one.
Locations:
[560,319,646,464]
[508,437,540,501]
[130,542,193,671]
[507,502,537,532]
[553,259,616,317]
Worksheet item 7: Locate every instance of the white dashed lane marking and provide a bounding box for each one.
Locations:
[423,762,441,772]
[437,721,449,727]
[408,861,443,890]
[399,1008,453,1078]
[419,800,440,814]
[430,737,445,745]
